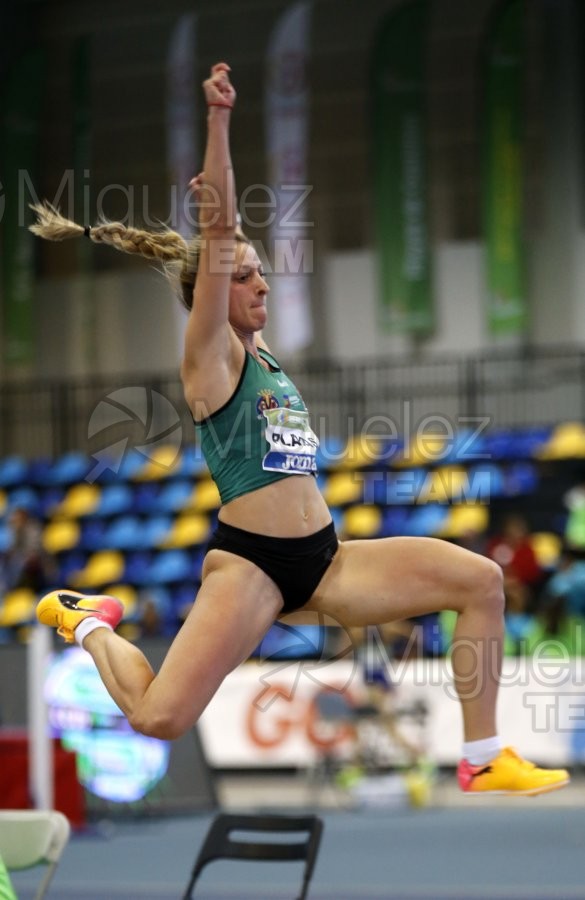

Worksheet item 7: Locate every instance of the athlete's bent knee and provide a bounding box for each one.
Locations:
[476,557,505,615]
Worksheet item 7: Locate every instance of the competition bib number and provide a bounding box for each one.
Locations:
[262,408,319,474]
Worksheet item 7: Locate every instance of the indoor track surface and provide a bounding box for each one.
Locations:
[11,802,585,899]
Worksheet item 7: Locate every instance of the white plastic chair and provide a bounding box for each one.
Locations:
[0,810,71,900]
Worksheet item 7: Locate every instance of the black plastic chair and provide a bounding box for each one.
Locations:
[181,812,324,899]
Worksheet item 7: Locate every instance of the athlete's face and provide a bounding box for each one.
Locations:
[229,242,269,333]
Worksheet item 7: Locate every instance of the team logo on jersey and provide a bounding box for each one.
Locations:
[256,389,280,417]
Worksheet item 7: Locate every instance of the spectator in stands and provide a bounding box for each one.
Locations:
[486,514,543,652]
[539,545,585,638]
[487,514,543,615]
[563,481,585,550]
[30,63,569,797]
[0,507,53,595]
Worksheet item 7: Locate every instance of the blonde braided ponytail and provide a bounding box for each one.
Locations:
[29,202,250,312]
[29,202,189,263]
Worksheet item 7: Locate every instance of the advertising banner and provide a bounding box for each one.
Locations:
[371,1,433,335]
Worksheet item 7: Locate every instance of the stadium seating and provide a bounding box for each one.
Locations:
[0,424,583,653]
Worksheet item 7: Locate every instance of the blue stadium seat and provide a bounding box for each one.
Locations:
[79,520,107,552]
[0,456,28,489]
[57,550,88,583]
[146,550,193,585]
[520,425,554,457]
[464,464,505,502]
[142,516,174,548]
[47,451,92,485]
[0,522,12,552]
[123,551,153,585]
[116,449,151,480]
[383,469,428,505]
[132,482,161,514]
[191,548,206,581]
[6,487,42,517]
[380,506,410,537]
[328,506,344,534]
[403,504,448,537]
[27,458,55,486]
[504,461,539,496]
[102,516,144,550]
[362,472,393,506]
[441,428,488,464]
[38,488,66,518]
[171,582,197,622]
[95,484,134,518]
[153,480,197,514]
[482,429,522,460]
[176,444,208,478]
[316,436,346,471]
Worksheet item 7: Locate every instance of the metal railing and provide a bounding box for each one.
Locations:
[1,345,585,459]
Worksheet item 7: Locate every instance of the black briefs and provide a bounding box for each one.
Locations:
[205,520,339,612]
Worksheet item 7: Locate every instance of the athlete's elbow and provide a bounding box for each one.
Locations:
[128,708,195,741]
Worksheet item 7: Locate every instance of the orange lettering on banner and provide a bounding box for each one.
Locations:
[246,683,357,752]
[246,683,301,748]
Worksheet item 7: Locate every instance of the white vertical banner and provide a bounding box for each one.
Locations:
[166,14,198,352]
[167,13,198,239]
[265,1,313,354]
[28,627,53,810]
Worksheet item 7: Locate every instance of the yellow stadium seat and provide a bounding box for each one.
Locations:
[193,478,221,512]
[0,588,36,627]
[536,422,585,460]
[42,519,81,554]
[322,472,364,507]
[338,436,383,470]
[342,505,382,538]
[161,514,210,549]
[438,504,489,539]
[55,483,100,518]
[530,532,562,569]
[135,444,182,480]
[70,551,125,588]
[395,433,447,468]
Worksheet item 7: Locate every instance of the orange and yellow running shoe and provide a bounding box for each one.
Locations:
[458,746,570,796]
[37,590,123,643]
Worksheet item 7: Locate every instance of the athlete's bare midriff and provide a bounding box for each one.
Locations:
[218,474,332,537]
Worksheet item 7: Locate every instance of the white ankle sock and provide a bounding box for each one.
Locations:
[462,736,503,766]
[75,616,113,648]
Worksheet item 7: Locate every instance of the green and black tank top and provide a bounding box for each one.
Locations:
[195,348,319,504]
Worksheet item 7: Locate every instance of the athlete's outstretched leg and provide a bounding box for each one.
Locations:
[37,555,283,740]
[306,536,569,795]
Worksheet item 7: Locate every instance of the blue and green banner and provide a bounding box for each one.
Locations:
[1,48,45,368]
[371,0,433,335]
[482,0,526,336]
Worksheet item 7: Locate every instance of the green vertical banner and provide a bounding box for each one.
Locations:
[71,36,96,373]
[482,0,526,336]
[371,0,433,335]
[1,48,45,368]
